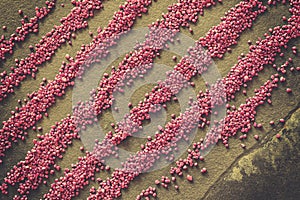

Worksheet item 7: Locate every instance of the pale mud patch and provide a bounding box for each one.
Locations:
[204,107,300,200]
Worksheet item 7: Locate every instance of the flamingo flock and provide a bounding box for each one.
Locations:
[0,0,299,199]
